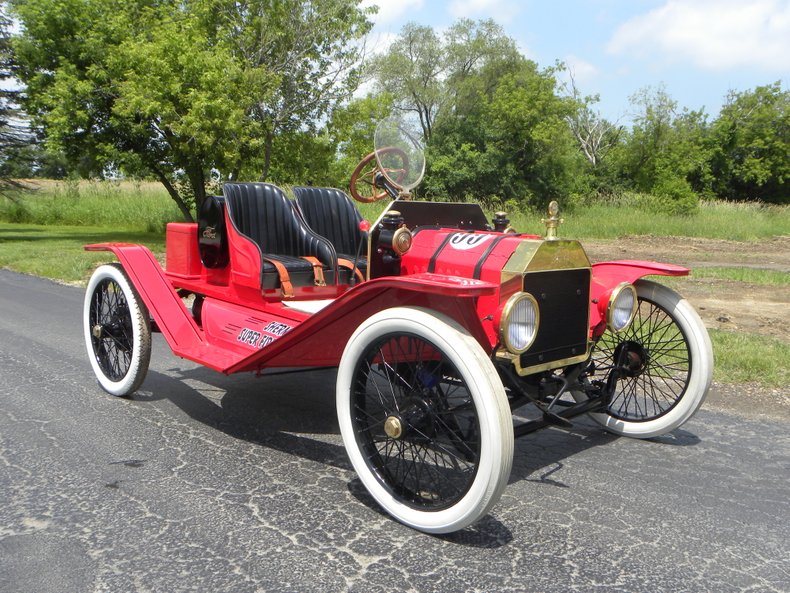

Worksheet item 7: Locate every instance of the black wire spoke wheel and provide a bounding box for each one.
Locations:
[83,264,151,396]
[337,307,513,533]
[351,332,481,510]
[89,277,135,380]
[594,294,692,422]
[573,281,712,439]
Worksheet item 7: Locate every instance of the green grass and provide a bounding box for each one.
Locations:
[709,329,790,386]
[690,266,790,286]
[509,200,790,241]
[2,180,788,240]
[0,223,165,283]
[656,267,790,290]
[358,196,789,241]
[0,180,182,232]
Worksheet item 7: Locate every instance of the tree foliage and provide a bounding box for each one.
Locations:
[0,4,31,194]
[4,9,788,212]
[223,0,373,181]
[10,0,371,218]
[609,86,709,213]
[709,83,789,203]
[373,20,581,207]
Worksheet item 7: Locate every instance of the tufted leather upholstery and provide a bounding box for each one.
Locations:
[292,186,368,270]
[222,183,339,289]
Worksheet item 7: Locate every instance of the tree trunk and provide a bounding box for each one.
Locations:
[186,166,207,214]
[150,165,194,222]
[259,129,274,182]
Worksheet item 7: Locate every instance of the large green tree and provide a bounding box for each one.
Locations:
[709,82,789,203]
[612,86,709,213]
[11,0,372,219]
[371,19,580,207]
[224,0,373,181]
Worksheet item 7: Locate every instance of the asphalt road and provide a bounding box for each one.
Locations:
[1,269,788,593]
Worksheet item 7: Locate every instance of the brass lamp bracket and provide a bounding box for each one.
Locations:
[541,200,564,240]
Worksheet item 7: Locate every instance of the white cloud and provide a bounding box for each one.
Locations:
[608,0,790,72]
[563,55,599,84]
[361,0,425,26]
[448,0,520,22]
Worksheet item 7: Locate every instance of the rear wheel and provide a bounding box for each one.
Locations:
[574,280,713,438]
[83,264,151,396]
[337,307,513,534]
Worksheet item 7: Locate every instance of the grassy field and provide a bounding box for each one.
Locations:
[0,179,183,232]
[0,223,165,283]
[709,330,790,386]
[3,180,789,240]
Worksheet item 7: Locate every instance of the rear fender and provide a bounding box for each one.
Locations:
[590,260,689,334]
[85,243,241,371]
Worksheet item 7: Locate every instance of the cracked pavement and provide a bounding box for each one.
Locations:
[1,269,788,593]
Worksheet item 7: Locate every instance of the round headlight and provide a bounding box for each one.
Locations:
[500,292,540,354]
[607,283,637,333]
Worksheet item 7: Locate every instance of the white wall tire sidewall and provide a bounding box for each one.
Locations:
[337,307,513,534]
[83,264,151,396]
[581,280,713,438]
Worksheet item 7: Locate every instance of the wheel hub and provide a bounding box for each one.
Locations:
[382,399,434,441]
[92,324,103,339]
[384,416,403,439]
[613,341,649,377]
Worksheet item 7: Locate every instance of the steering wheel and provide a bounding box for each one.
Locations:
[349,147,409,203]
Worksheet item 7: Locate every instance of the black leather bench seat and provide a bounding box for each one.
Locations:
[222,182,349,293]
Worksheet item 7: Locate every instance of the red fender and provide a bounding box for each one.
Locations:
[85,243,244,371]
[589,260,689,335]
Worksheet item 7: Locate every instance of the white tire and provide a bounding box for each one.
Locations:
[574,279,713,438]
[337,307,513,534]
[84,264,151,396]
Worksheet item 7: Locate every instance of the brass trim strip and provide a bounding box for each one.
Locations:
[495,343,592,376]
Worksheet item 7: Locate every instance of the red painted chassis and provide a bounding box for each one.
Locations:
[85,225,687,374]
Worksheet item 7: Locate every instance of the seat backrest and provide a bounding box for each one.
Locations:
[222,182,336,266]
[292,186,367,255]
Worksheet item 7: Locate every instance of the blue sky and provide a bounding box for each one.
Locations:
[361,0,790,123]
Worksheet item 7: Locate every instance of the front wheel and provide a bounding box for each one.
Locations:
[83,264,151,396]
[337,307,513,534]
[574,279,713,438]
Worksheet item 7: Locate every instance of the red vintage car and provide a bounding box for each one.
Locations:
[83,119,713,534]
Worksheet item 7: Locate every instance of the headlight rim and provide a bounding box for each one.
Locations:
[499,291,540,354]
[606,282,637,333]
[391,226,413,255]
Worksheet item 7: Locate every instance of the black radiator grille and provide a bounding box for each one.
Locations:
[519,268,591,370]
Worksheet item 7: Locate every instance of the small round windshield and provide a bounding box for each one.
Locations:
[373,117,425,192]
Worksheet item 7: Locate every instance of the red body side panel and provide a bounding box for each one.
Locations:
[225,274,496,373]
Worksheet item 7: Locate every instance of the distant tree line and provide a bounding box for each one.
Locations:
[1,2,787,220]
